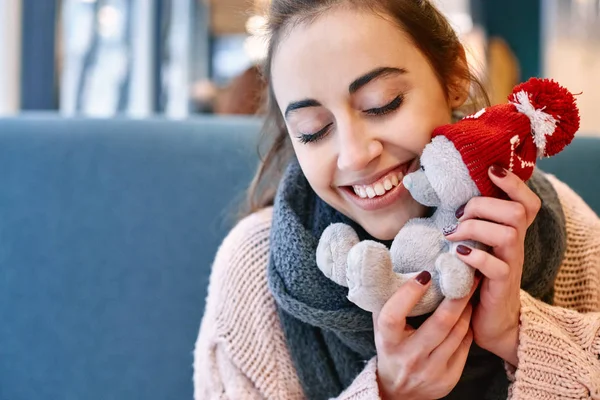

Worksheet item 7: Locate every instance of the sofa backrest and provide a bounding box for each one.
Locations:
[0,115,261,400]
[0,114,597,400]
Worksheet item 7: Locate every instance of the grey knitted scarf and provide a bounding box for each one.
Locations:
[267,161,566,400]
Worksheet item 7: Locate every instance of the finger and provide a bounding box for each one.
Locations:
[429,303,473,364]
[446,327,474,372]
[375,271,432,349]
[488,165,542,226]
[412,275,480,352]
[454,245,511,282]
[444,219,521,260]
[457,197,527,232]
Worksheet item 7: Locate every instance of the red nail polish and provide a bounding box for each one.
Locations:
[490,164,508,178]
[457,245,472,256]
[415,271,432,285]
[455,204,466,219]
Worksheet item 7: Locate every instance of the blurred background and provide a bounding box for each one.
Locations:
[0,0,598,133]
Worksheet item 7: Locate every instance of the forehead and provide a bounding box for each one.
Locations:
[271,7,423,103]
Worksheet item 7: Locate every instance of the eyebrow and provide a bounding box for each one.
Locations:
[349,67,407,94]
[283,67,407,118]
[285,99,322,118]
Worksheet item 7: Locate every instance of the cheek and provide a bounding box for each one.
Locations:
[291,140,337,193]
[388,95,453,149]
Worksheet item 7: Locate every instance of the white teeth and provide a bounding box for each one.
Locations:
[366,187,376,198]
[351,168,408,199]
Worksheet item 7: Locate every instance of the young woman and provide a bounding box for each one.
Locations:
[194,1,600,399]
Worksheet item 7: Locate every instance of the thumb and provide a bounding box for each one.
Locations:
[373,271,432,346]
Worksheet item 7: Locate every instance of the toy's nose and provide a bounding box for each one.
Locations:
[403,175,413,190]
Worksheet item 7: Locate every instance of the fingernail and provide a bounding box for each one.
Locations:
[443,224,458,236]
[490,164,508,178]
[415,271,432,285]
[456,245,472,256]
[455,204,466,219]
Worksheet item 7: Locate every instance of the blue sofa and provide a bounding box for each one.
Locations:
[0,114,598,400]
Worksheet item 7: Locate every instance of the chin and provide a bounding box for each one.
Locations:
[357,202,427,241]
[360,220,404,241]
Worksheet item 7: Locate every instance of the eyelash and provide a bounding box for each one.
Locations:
[364,95,404,116]
[296,95,404,144]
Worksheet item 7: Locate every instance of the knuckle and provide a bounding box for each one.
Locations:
[512,203,527,222]
[377,311,402,335]
[502,227,519,246]
[465,198,479,214]
[496,262,511,280]
[471,249,486,266]
[459,219,474,235]
[434,310,456,332]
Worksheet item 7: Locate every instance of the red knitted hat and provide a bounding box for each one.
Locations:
[432,78,580,198]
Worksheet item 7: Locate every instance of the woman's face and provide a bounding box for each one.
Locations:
[271,7,466,240]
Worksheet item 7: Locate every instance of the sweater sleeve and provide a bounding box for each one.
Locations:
[334,358,381,399]
[507,175,600,399]
[193,209,300,400]
[193,208,385,400]
[507,291,600,399]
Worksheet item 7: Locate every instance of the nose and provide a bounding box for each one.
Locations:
[336,124,383,172]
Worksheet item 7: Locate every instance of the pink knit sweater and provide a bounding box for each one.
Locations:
[194,175,600,399]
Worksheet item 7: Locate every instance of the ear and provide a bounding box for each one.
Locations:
[448,45,471,109]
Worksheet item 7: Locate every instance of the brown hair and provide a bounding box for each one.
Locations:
[242,0,489,217]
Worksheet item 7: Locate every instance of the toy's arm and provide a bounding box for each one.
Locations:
[316,223,360,287]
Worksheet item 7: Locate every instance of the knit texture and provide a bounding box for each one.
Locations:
[267,162,378,400]
[193,175,600,400]
[266,162,566,400]
[433,78,580,198]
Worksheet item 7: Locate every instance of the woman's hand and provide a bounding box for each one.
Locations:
[444,165,542,367]
[374,271,480,400]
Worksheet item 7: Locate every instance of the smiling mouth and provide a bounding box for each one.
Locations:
[346,160,414,199]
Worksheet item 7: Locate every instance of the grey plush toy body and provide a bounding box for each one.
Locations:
[317,136,482,316]
[316,77,580,317]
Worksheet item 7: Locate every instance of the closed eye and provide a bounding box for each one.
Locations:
[296,122,334,144]
[364,95,404,116]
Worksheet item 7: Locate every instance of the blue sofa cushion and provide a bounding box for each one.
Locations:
[538,136,600,215]
[0,115,261,400]
[0,112,597,400]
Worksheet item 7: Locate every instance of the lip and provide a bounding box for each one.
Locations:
[340,159,419,212]
[344,162,412,187]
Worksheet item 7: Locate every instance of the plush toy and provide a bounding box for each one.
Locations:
[316,78,580,316]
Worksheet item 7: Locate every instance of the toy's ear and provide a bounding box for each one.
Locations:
[448,44,471,110]
[316,223,360,287]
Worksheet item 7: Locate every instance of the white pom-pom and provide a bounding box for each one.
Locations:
[511,90,558,158]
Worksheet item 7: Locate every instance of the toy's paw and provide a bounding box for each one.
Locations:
[406,272,444,317]
[316,223,359,287]
[435,252,474,299]
[346,241,399,313]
